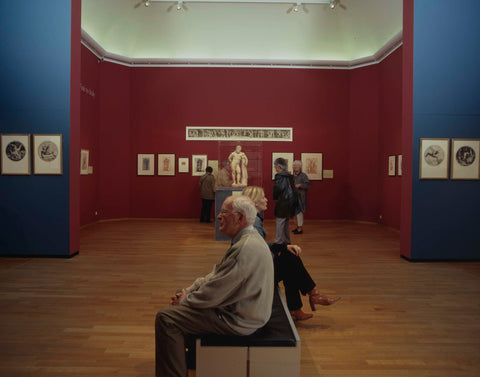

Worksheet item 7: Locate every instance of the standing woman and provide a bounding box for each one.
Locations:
[242,186,340,321]
[292,160,311,234]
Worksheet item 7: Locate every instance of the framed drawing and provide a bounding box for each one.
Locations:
[208,160,219,177]
[301,153,323,180]
[33,134,62,175]
[192,155,207,176]
[419,138,450,179]
[1,134,31,175]
[80,149,89,175]
[158,154,175,176]
[450,139,479,180]
[397,154,403,176]
[272,152,294,180]
[137,153,155,176]
[388,155,396,176]
[178,157,189,173]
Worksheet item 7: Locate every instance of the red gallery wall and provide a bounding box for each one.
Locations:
[379,48,403,229]
[80,45,403,228]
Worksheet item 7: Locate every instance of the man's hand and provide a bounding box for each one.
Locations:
[286,244,302,256]
[170,289,188,306]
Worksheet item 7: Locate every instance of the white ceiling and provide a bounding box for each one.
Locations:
[81,0,403,68]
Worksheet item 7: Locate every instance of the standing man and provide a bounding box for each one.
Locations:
[273,157,298,244]
[216,160,233,188]
[199,166,215,223]
[155,196,274,377]
[292,160,311,234]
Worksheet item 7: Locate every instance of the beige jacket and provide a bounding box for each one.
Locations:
[182,227,274,335]
[199,173,215,200]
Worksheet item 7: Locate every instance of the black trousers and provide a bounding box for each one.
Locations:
[274,251,316,311]
[200,199,214,222]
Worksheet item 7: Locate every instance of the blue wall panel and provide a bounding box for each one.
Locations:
[411,0,480,260]
[0,1,72,256]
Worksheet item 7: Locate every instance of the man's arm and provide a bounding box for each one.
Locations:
[181,247,249,309]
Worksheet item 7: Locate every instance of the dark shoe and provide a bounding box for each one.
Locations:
[205,220,212,223]
[292,229,303,234]
[290,309,313,321]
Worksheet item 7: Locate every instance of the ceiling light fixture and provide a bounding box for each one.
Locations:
[177,0,183,10]
[143,0,341,7]
[294,2,301,12]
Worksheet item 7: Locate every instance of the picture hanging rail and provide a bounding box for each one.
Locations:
[186,127,292,142]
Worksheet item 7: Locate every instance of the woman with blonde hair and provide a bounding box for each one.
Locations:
[242,186,340,321]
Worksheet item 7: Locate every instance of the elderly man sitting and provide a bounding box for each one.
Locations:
[155,195,275,377]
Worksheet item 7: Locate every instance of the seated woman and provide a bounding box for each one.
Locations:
[242,186,340,321]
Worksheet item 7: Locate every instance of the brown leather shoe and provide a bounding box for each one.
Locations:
[290,309,313,321]
[308,287,341,311]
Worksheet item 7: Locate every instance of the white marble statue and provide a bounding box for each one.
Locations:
[228,145,249,187]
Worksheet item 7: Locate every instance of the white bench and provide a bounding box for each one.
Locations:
[187,287,301,377]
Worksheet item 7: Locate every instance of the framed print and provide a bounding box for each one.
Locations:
[301,153,323,180]
[450,139,480,180]
[158,154,175,176]
[272,152,294,180]
[192,155,207,176]
[137,153,155,176]
[388,155,396,176]
[80,149,89,175]
[208,160,219,177]
[33,134,62,175]
[178,157,189,173]
[419,138,450,179]
[1,134,31,175]
[397,154,403,176]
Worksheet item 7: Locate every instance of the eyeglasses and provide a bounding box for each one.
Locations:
[219,209,239,216]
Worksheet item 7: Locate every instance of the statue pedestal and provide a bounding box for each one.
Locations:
[215,187,244,241]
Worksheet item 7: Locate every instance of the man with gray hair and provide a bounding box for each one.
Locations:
[155,195,274,377]
[273,157,299,244]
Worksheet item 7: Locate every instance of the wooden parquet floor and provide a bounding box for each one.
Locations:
[0,219,479,377]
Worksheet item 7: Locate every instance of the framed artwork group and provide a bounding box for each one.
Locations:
[387,155,402,177]
[271,152,323,180]
[136,154,211,177]
[419,138,479,180]
[1,134,63,175]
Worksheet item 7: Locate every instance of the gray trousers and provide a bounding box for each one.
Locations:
[155,305,239,377]
[275,217,291,244]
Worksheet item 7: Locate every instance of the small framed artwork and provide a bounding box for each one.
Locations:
[419,138,450,179]
[192,155,207,176]
[178,157,189,173]
[450,139,479,180]
[397,154,403,176]
[80,149,89,175]
[1,134,31,175]
[301,152,323,180]
[208,160,219,177]
[33,134,63,175]
[158,154,175,176]
[272,152,294,180]
[388,155,396,176]
[137,153,155,176]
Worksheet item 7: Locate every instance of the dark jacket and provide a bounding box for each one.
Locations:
[273,171,296,218]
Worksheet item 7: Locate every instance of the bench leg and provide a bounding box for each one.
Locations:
[195,339,248,377]
[249,345,301,377]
